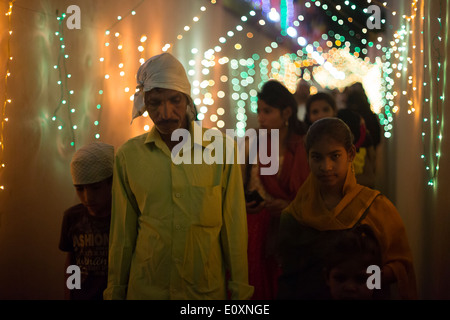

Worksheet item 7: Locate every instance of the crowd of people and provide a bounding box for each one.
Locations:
[59,52,417,301]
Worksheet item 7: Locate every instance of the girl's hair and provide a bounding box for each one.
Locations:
[305,117,354,154]
[304,92,337,126]
[257,80,307,135]
[324,224,382,272]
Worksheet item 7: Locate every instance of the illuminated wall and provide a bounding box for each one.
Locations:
[387,0,450,299]
[0,0,448,299]
[0,0,298,299]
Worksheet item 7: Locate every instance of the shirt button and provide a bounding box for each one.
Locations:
[175,225,181,230]
[175,192,181,198]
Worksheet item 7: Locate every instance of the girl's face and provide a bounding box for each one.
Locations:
[308,136,355,190]
[309,100,335,124]
[257,99,291,131]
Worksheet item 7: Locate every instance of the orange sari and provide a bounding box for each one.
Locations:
[247,134,309,300]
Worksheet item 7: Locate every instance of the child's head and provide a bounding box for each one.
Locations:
[305,117,355,189]
[305,92,337,126]
[324,224,382,300]
[70,142,114,217]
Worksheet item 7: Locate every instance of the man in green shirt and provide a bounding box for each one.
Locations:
[104,52,253,300]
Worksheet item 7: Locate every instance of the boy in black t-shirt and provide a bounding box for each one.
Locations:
[59,142,114,300]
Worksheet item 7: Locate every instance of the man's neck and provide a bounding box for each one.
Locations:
[160,118,189,151]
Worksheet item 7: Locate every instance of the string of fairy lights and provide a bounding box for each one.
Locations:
[1,0,15,191]
[51,10,77,148]
[0,0,446,190]
[184,0,388,137]
[384,0,445,187]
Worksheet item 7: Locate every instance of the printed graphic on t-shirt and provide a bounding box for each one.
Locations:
[72,232,109,278]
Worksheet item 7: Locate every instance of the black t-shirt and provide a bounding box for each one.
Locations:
[59,203,110,300]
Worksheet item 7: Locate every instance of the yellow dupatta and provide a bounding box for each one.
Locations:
[282,164,418,299]
[285,164,380,231]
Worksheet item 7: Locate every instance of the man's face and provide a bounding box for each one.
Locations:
[145,88,188,136]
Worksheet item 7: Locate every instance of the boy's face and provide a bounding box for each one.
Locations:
[75,178,112,217]
[327,260,374,300]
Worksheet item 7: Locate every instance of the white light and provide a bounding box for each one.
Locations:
[268,8,280,22]
[297,36,307,46]
[287,27,297,38]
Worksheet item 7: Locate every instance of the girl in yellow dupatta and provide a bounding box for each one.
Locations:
[277,117,417,300]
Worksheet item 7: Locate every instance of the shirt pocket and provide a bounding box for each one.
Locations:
[189,184,223,227]
[182,163,222,187]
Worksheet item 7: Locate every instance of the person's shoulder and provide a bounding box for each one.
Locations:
[117,133,148,153]
[367,192,400,218]
[288,133,307,152]
[63,203,87,220]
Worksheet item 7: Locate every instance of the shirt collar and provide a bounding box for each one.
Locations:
[144,120,211,149]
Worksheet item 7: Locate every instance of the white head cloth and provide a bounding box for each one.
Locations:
[132,52,195,123]
[70,142,114,185]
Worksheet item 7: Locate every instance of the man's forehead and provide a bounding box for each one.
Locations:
[147,88,183,98]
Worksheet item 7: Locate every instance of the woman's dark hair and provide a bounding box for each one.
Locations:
[305,117,354,154]
[257,80,306,135]
[304,92,337,127]
[337,109,361,144]
[324,224,382,272]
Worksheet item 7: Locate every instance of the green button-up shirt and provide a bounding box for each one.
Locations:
[104,121,253,299]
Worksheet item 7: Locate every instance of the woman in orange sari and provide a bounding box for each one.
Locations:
[242,80,310,300]
[277,118,417,300]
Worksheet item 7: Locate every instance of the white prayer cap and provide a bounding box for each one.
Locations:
[70,142,114,185]
[132,52,195,123]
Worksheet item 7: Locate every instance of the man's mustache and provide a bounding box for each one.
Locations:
[156,120,178,126]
